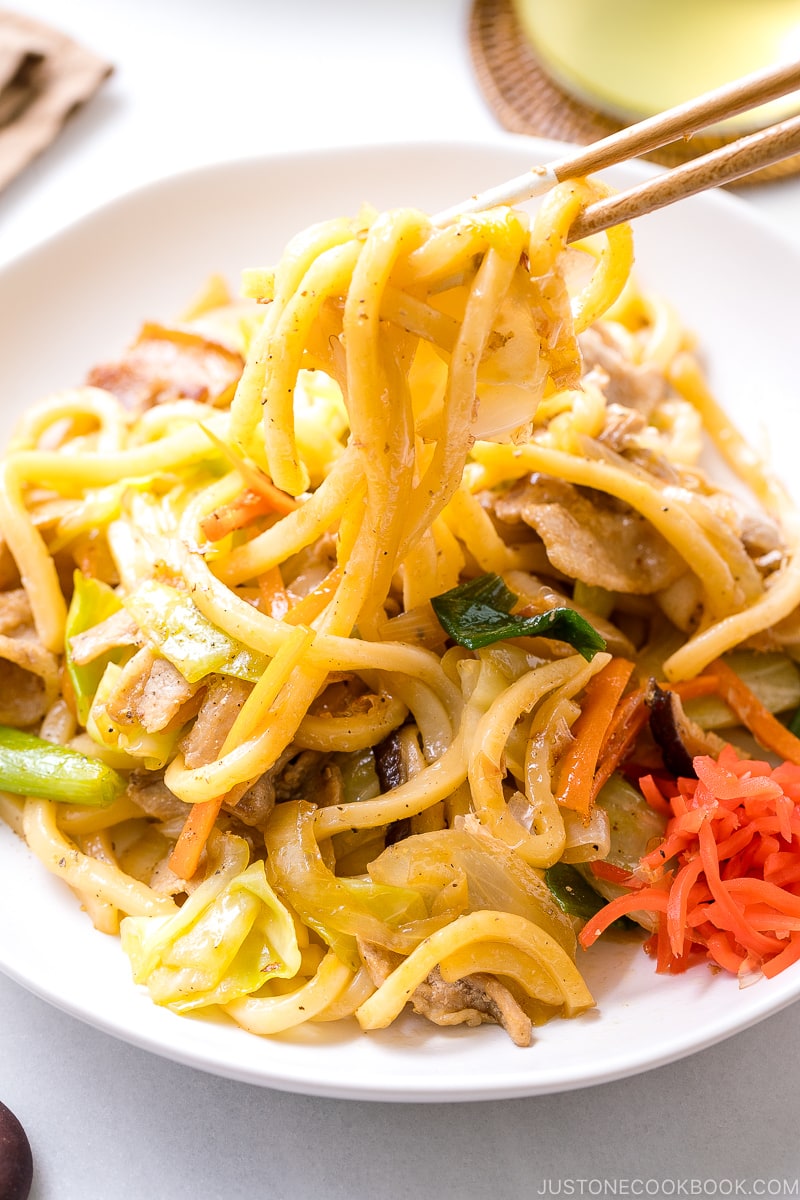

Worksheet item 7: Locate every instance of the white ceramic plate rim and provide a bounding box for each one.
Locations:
[1,137,800,1101]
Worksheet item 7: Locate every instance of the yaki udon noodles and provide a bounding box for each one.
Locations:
[3,176,800,1047]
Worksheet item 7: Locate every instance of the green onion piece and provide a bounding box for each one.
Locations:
[544,862,611,920]
[430,573,606,659]
[545,862,634,931]
[0,726,125,806]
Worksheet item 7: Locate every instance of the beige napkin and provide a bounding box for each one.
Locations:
[0,10,112,191]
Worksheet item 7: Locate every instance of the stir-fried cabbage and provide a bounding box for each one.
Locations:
[65,572,126,725]
[121,833,300,1012]
[123,579,268,684]
[369,821,577,956]
[264,800,430,970]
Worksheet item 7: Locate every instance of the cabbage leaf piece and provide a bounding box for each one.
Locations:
[264,800,431,970]
[123,578,269,684]
[121,836,300,1012]
[65,571,127,726]
[431,573,606,659]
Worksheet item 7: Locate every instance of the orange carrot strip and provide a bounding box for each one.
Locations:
[240,477,300,514]
[169,795,225,881]
[200,424,302,511]
[201,491,272,540]
[589,860,642,887]
[762,933,800,979]
[639,829,692,874]
[667,856,705,956]
[725,876,800,918]
[654,912,675,973]
[714,824,756,860]
[61,665,78,721]
[555,658,635,818]
[578,887,670,949]
[637,773,674,817]
[592,686,650,801]
[697,821,780,957]
[598,686,646,757]
[201,485,298,542]
[258,566,291,620]
[661,676,720,702]
[704,930,747,974]
[284,566,342,627]
[707,658,800,766]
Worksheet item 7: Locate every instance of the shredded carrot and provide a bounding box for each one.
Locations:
[706,658,800,766]
[592,684,650,802]
[581,742,800,981]
[637,772,674,817]
[554,657,635,818]
[762,934,800,978]
[204,483,298,541]
[200,425,303,510]
[662,675,720,702]
[580,887,670,947]
[589,860,642,887]
[201,484,298,542]
[703,930,747,975]
[241,476,300,514]
[258,565,291,619]
[201,490,271,540]
[284,565,342,627]
[666,856,705,956]
[169,795,225,880]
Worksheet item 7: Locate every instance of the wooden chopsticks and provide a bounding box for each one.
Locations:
[433,58,800,231]
[568,112,800,241]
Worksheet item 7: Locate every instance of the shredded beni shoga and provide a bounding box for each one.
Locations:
[1,176,800,1046]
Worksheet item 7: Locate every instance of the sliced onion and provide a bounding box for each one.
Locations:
[471,279,547,440]
[560,805,611,864]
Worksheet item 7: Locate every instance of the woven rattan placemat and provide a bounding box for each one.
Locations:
[469,0,800,186]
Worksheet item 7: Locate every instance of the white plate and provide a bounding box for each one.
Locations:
[1,139,800,1102]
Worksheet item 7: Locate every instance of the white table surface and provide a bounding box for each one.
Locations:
[2,3,800,1197]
